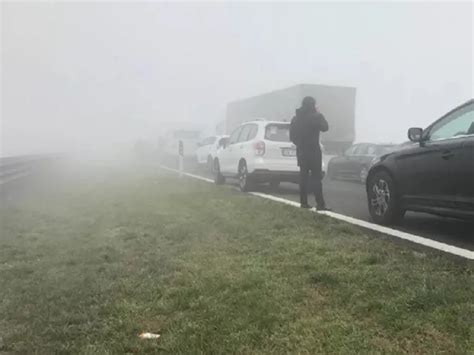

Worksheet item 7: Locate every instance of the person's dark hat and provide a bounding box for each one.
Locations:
[302,96,316,108]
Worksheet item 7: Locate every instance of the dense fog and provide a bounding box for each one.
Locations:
[1,1,473,157]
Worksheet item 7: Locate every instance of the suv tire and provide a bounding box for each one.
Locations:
[238,161,253,192]
[367,171,404,225]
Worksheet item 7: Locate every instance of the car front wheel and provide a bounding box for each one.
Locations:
[367,171,404,225]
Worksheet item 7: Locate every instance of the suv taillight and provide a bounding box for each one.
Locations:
[254,141,266,156]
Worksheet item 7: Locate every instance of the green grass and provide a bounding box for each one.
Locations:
[0,164,472,354]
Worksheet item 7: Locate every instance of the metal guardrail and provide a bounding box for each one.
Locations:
[0,154,60,185]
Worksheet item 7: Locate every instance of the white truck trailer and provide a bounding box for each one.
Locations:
[226,83,356,153]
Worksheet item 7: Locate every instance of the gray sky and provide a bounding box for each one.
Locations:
[2,1,473,156]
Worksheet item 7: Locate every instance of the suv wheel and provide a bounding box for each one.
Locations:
[367,171,404,225]
[214,159,225,185]
[238,161,252,192]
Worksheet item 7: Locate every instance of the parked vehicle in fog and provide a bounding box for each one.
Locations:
[327,143,395,183]
[214,120,325,191]
[366,99,474,224]
[196,135,229,171]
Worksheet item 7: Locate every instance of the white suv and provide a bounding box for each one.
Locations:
[214,120,325,191]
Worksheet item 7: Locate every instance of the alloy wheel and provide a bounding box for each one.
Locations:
[371,179,391,216]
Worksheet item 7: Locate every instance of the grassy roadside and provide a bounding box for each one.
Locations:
[0,164,472,353]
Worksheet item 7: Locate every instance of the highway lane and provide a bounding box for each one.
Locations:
[186,162,474,251]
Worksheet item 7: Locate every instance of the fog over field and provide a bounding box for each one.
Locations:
[1,1,473,157]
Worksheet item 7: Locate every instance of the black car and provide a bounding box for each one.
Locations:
[327,143,395,183]
[366,99,474,224]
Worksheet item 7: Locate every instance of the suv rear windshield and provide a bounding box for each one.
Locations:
[265,124,290,142]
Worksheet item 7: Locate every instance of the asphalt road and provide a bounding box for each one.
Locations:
[186,162,474,251]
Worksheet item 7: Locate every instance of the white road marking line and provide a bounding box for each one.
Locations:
[160,165,214,183]
[249,192,301,208]
[159,165,474,260]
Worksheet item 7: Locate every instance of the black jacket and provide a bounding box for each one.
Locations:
[290,107,329,161]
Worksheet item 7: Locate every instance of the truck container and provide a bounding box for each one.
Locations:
[226,83,356,153]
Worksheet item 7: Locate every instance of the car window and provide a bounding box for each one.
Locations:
[429,104,474,141]
[265,124,290,142]
[229,127,242,145]
[238,125,252,143]
[366,145,378,155]
[217,137,228,148]
[345,145,357,156]
[247,124,258,140]
[354,144,368,155]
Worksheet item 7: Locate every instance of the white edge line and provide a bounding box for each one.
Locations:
[159,165,474,260]
[160,165,214,183]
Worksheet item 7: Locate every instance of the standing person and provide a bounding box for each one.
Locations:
[290,96,331,210]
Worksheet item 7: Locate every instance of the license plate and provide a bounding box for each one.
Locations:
[282,148,296,157]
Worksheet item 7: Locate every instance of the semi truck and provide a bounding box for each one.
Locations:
[225,83,356,153]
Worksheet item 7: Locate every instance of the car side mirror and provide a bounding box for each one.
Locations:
[408,127,423,143]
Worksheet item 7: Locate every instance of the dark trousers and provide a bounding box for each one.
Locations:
[299,153,325,208]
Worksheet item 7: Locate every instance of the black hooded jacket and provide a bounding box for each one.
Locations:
[290,106,329,161]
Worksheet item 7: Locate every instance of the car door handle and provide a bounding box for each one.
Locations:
[441,150,454,160]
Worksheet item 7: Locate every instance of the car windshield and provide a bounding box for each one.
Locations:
[265,124,290,142]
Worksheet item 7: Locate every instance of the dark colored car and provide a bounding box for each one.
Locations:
[327,143,395,183]
[366,99,474,224]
